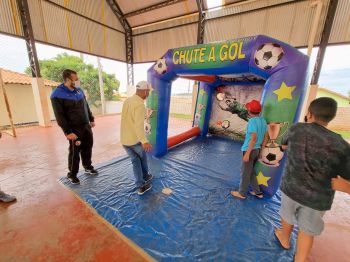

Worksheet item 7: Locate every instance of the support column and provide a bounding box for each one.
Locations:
[97,57,106,114]
[300,0,339,121]
[17,0,51,127]
[31,78,51,127]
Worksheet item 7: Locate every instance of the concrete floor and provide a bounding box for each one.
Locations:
[0,115,349,261]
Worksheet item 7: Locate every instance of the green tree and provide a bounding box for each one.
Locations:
[25,53,120,106]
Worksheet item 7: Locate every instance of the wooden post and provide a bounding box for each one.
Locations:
[0,70,16,137]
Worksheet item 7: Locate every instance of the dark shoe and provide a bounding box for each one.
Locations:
[67,173,80,185]
[144,174,153,183]
[138,183,152,195]
[85,167,98,175]
[0,191,16,203]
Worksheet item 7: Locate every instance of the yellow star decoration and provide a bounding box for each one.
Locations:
[273,82,296,102]
[199,89,207,96]
[256,171,271,187]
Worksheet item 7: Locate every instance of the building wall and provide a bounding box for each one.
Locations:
[0,84,110,127]
[317,89,350,107]
[0,84,55,126]
[328,107,350,130]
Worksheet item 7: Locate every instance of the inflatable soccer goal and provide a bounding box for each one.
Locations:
[146,35,309,197]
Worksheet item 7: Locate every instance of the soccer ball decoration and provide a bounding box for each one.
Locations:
[145,122,151,135]
[221,120,230,129]
[254,43,284,70]
[260,146,284,166]
[194,113,201,126]
[154,58,167,74]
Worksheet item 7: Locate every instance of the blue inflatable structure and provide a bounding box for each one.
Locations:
[147,35,309,197]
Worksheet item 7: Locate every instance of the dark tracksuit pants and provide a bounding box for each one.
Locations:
[68,124,93,176]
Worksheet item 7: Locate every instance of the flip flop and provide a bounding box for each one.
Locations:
[274,229,290,250]
[250,191,264,199]
[231,191,246,199]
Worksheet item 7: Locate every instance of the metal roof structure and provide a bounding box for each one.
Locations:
[0,0,349,84]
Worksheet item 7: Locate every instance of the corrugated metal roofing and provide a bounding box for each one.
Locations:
[0,0,22,36]
[205,0,329,47]
[0,0,349,64]
[133,23,197,62]
[126,0,198,27]
[329,0,350,44]
[28,0,126,61]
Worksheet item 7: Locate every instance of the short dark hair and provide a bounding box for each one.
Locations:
[308,97,337,122]
[62,69,77,81]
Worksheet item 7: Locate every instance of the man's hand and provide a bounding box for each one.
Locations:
[243,152,250,162]
[66,133,78,140]
[142,142,152,152]
[332,176,350,194]
[90,122,95,128]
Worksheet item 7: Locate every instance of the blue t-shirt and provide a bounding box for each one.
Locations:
[241,116,267,152]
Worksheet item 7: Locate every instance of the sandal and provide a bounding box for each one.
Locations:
[250,191,263,199]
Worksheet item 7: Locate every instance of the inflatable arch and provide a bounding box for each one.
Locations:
[146,35,309,197]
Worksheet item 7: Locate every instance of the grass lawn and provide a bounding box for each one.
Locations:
[170,113,193,120]
[334,130,350,139]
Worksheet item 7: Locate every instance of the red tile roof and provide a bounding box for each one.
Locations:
[0,68,59,87]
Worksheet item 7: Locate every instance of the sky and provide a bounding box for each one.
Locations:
[0,34,349,96]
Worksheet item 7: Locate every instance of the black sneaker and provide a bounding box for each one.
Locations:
[85,167,98,175]
[144,174,153,183]
[138,183,152,195]
[67,173,80,185]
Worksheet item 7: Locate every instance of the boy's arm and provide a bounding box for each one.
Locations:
[332,176,350,194]
[243,133,257,162]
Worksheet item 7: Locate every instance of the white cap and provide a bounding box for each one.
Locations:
[136,81,150,90]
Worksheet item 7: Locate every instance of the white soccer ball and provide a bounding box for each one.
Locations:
[254,43,284,70]
[221,120,230,129]
[261,146,284,166]
[194,113,201,126]
[154,58,167,74]
[216,92,226,101]
[145,122,151,135]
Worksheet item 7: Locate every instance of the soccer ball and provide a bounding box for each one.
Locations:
[194,113,201,126]
[260,146,284,166]
[154,58,167,74]
[221,120,230,129]
[254,43,284,70]
[145,122,151,135]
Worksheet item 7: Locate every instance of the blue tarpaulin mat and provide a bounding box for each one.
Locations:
[60,136,296,261]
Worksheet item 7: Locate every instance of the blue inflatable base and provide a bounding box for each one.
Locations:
[60,136,296,261]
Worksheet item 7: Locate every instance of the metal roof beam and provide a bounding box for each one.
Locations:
[16,0,41,78]
[311,0,340,84]
[123,0,186,18]
[106,0,134,86]
[196,0,206,44]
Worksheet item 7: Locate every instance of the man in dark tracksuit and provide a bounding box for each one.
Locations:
[51,69,98,184]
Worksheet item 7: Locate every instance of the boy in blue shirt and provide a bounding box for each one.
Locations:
[231,100,268,199]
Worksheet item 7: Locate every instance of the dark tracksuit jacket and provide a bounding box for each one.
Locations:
[50,84,94,175]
